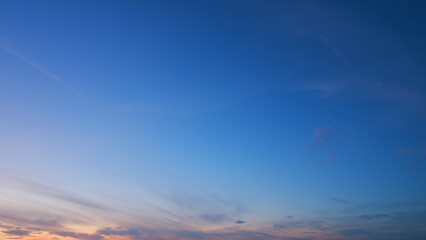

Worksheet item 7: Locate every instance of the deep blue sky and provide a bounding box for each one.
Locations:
[0,1,426,240]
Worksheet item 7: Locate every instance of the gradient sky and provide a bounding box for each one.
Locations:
[1,1,426,240]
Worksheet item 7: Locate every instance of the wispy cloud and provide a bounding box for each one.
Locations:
[357,214,390,221]
[0,172,109,211]
[96,228,140,236]
[198,213,228,223]
[314,128,339,143]
[305,127,340,166]
[335,228,370,236]
[55,231,103,240]
[397,143,426,168]
[7,227,308,240]
[273,218,324,231]
[0,44,90,102]
[0,172,256,239]
[295,79,426,113]
[330,198,350,204]
[265,200,426,240]
[344,200,426,214]
[165,188,249,226]
[1,206,425,240]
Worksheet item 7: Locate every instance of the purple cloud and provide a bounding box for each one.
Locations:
[2,230,30,236]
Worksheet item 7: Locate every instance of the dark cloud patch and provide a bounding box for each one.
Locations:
[331,198,350,204]
[235,219,246,224]
[274,223,287,229]
[55,231,103,240]
[273,220,323,230]
[176,230,206,239]
[33,218,63,227]
[285,238,314,240]
[210,230,282,240]
[336,229,370,236]
[0,213,66,231]
[3,230,30,236]
[358,214,390,220]
[97,228,140,236]
[199,213,228,223]
[0,224,15,230]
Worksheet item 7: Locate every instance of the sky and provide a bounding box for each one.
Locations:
[0,0,426,239]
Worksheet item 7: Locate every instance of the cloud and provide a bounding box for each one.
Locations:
[0,212,66,231]
[0,173,109,211]
[335,228,370,236]
[99,228,289,240]
[327,205,426,239]
[344,200,426,213]
[273,220,323,230]
[2,230,30,236]
[294,78,426,119]
[398,143,426,167]
[175,230,206,239]
[0,44,90,102]
[55,231,103,240]
[206,230,285,240]
[358,214,390,220]
[235,219,246,224]
[280,1,426,116]
[2,226,292,240]
[305,127,340,165]
[165,188,249,225]
[331,198,350,204]
[97,228,141,236]
[388,210,426,226]
[285,238,314,240]
[199,213,228,223]
[0,173,117,238]
[168,190,208,211]
[314,128,339,143]
[293,81,346,97]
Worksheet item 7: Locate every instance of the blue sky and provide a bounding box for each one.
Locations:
[0,1,426,240]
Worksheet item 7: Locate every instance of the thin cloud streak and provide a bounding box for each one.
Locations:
[331,198,350,204]
[0,44,90,102]
[0,173,109,211]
